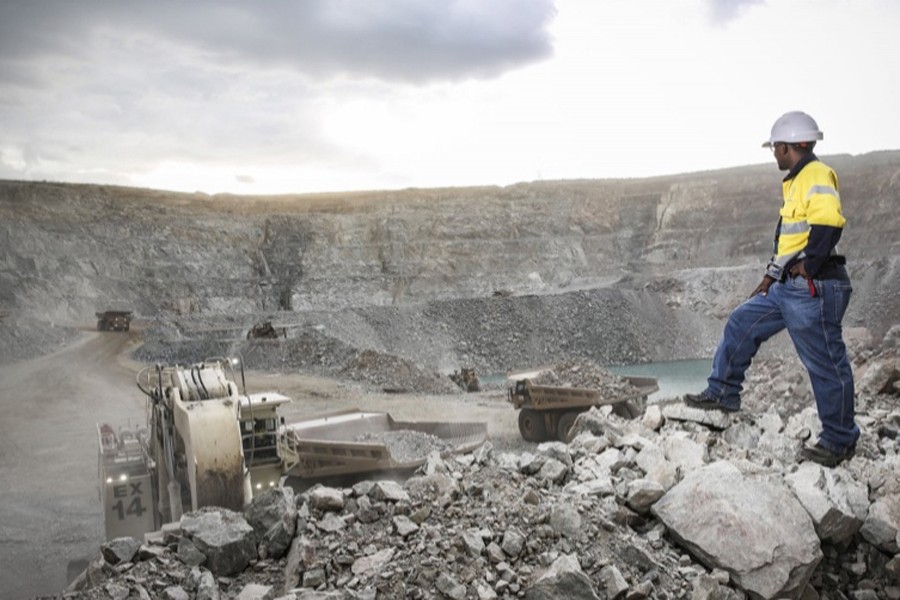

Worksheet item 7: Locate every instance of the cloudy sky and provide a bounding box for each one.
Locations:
[1,0,898,195]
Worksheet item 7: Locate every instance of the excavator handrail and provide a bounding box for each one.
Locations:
[136,364,163,399]
[135,357,248,400]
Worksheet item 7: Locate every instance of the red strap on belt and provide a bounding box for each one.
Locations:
[808,279,817,297]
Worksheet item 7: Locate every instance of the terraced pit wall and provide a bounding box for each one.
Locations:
[1,150,899,368]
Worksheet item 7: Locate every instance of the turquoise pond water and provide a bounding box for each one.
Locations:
[607,359,711,401]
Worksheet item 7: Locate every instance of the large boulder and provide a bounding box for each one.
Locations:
[181,508,257,576]
[308,486,344,512]
[652,461,822,599]
[244,486,297,559]
[785,463,869,544]
[661,433,707,472]
[856,356,900,395]
[523,553,600,600]
[860,493,900,554]
[100,537,142,565]
[634,443,678,491]
[662,403,732,430]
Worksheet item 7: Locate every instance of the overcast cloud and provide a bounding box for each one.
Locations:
[0,1,556,83]
[0,0,557,189]
[707,0,766,25]
[0,0,898,194]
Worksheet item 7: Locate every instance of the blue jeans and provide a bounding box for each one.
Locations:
[702,267,858,454]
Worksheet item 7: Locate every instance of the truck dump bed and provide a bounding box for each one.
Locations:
[509,375,659,410]
[281,409,488,479]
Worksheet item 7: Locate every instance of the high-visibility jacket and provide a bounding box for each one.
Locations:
[765,156,845,280]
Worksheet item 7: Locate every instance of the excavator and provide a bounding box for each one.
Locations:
[97,357,487,540]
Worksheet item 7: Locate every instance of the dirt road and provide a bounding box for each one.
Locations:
[0,333,525,599]
[0,330,145,599]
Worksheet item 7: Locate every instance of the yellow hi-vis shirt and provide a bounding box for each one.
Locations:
[769,160,845,277]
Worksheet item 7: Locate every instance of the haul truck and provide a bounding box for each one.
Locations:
[508,375,659,443]
[98,357,487,540]
[96,311,132,332]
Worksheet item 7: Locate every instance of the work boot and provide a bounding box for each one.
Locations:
[799,443,855,468]
[682,392,739,413]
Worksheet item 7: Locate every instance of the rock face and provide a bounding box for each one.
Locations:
[3,152,900,369]
[652,461,823,599]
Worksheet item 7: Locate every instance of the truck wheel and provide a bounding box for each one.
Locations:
[518,409,547,442]
[556,411,580,443]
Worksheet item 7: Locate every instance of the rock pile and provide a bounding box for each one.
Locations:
[530,361,641,396]
[58,357,900,600]
[129,281,692,396]
[338,349,462,395]
[353,431,455,463]
[134,329,464,396]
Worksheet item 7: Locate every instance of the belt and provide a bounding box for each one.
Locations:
[781,255,848,282]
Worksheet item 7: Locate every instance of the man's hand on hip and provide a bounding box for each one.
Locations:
[750,275,776,298]
[788,260,810,279]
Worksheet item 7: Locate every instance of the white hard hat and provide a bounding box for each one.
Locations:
[762,111,824,147]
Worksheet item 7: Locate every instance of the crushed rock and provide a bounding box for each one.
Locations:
[353,430,455,463]
[339,349,462,395]
[530,360,641,396]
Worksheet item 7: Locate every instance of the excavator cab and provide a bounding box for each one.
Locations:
[238,391,291,494]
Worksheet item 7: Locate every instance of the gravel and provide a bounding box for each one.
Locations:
[530,360,642,395]
[353,430,455,463]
